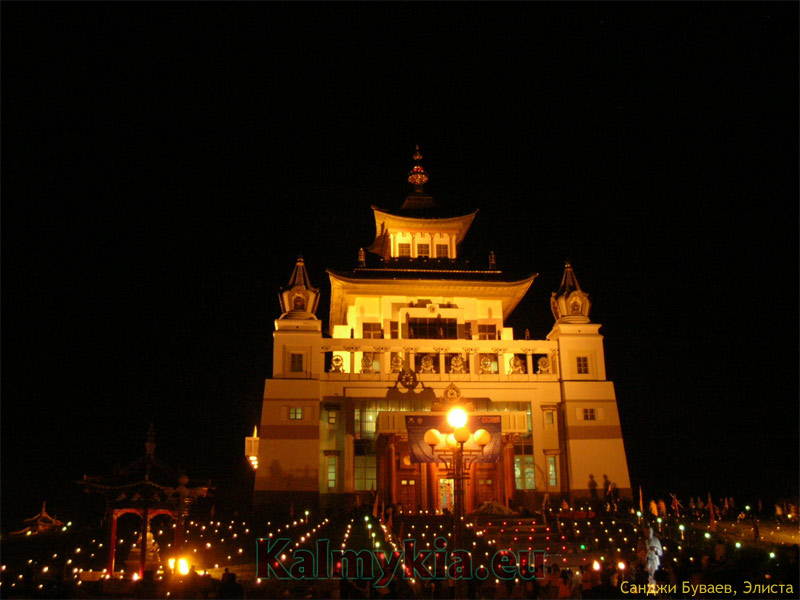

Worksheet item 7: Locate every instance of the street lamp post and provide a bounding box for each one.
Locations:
[425,408,491,596]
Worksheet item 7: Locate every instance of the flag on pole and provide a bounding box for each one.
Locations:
[708,492,716,532]
[372,492,380,518]
[639,486,644,513]
[752,514,760,544]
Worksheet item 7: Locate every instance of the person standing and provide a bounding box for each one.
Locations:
[645,527,663,584]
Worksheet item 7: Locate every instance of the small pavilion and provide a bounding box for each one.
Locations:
[80,424,210,576]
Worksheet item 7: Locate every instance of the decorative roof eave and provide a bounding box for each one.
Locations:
[327,270,537,333]
[370,207,478,249]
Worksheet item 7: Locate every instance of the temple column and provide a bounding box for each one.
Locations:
[344,398,355,493]
[465,462,477,514]
[503,441,515,508]
[107,509,118,573]
[419,463,428,514]
[389,439,397,506]
[140,505,148,577]
[428,462,439,513]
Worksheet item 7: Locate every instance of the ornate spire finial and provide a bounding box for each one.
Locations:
[145,423,156,457]
[279,256,320,319]
[550,261,592,323]
[407,144,429,193]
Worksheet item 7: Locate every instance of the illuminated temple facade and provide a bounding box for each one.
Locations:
[250,149,631,515]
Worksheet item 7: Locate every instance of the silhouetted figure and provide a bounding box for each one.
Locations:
[588,474,599,502]
[133,570,157,599]
[217,571,243,599]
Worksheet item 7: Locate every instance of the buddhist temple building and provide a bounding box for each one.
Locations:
[249,148,631,515]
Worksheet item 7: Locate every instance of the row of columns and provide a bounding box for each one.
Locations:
[379,436,517,513]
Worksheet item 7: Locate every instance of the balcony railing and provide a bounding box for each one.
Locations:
[318,338,558,382]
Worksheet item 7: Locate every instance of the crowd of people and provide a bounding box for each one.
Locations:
[643,494,798,525]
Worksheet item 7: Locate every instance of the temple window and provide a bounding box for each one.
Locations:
[582,408,596,421]
[290,353,304,372]
[328,410,337,425]
[435,244,449,258]
[544,411,555,426]
[514,456,535,491]
[398,243,411,257]
[547,455,558,488]
[362,323,382,339]
[327,456,337,489]
[514,436,535,490]
[477,324,497,340]
[390,321,399,339]
[417,243,430,257]
[576,356,589,374]
[289,407,303,420]
[409,317,457,340]
[354,454,376,491]
[354,407,377,439]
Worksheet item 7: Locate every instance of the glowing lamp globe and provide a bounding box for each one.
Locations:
[178,558,190,576]
[424,429,442,447]
[454,427,471,444]
[446,433,459,448]
[473,428,491,446]
[447,407,468,428]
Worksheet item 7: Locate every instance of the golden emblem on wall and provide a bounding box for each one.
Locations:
[432,383,474,412]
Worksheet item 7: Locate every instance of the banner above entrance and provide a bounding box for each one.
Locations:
[405,414,502,463]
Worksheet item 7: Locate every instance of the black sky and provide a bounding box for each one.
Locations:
[2,3,798,530]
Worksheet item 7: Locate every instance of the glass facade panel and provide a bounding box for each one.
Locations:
[547,455,557,488]
[327,456,336,489]
[354,454,376,491]
[408,318,457,339]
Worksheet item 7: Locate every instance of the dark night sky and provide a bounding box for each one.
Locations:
[2,3,798,530]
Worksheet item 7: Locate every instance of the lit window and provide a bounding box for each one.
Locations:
[547,456,558,488]
[477,324,497,340]
[576,356,589,374]
[354,455,376,491]
[409,317,457,340]
[435,244,449,258]
[514,455,535,490]
[290,353,304,372]
[328,410,337,425]
[583,408,596,421]
[417,243,430,257]
[354,407,378,439]
[362,323,382,339]
[398,243,411,257]
[289,407,303,420]
[327,456,337,489]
